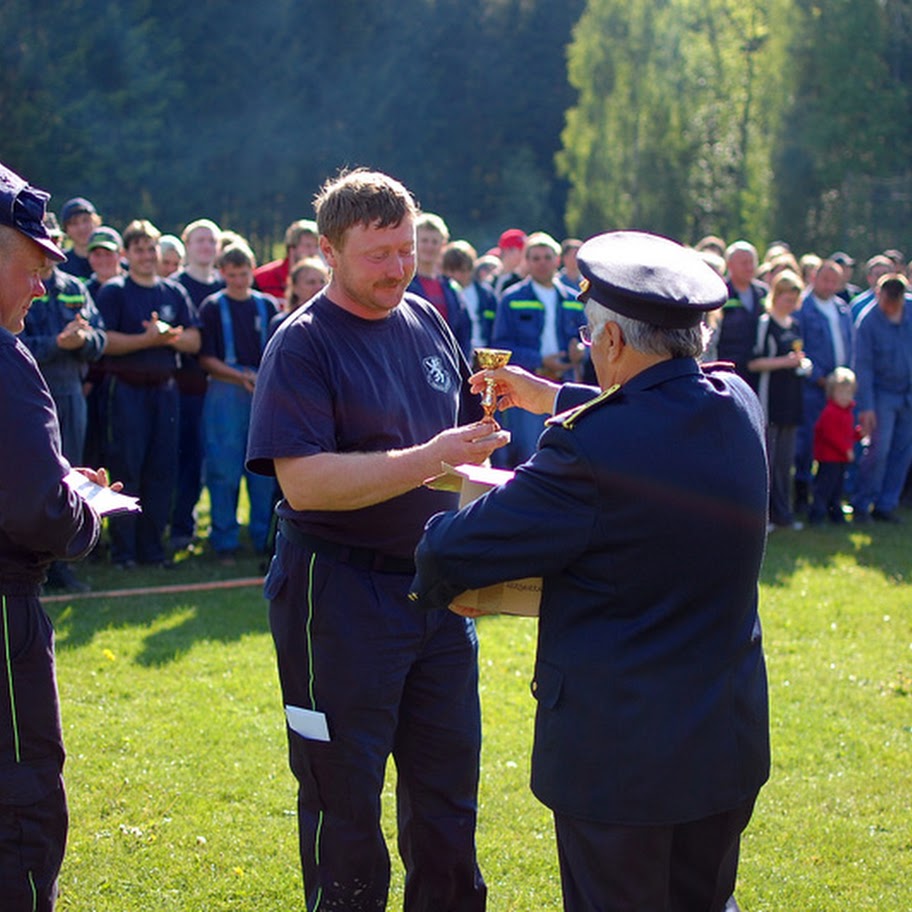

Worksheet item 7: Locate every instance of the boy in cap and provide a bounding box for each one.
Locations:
[411,230,770,912]
[0,161,113,911]
[84,226,124,299]
[58,196,101,280]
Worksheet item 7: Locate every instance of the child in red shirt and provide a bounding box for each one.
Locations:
[809,367,862,524]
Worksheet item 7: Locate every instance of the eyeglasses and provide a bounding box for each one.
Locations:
[578,325,594,347]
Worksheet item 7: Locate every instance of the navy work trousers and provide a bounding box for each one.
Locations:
[266,532,487,911]
[104,376,179,564]
[0,591,68,912]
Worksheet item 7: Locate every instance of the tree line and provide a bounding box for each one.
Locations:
[3,0,909,261]
[560,0,912,257]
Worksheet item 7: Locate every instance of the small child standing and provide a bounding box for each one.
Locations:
[809,367,862,525]
[198,243,277,560]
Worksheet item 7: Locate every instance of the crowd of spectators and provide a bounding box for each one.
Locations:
[23,193,912,590]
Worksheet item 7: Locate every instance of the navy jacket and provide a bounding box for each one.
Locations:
[413,359,771,824]
[0,328,100,585]
[20,269,106,393]
[492,277,583,376]
[716,279,768,385]
[796,294,854,389]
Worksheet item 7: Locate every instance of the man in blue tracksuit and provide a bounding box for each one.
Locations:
[491,231,584,466]
[21,263,106,590]
[0,161,106,912]
[851,273,912,521]
[21,267,106,466]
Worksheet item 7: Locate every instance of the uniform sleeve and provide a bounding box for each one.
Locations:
[0,342,100,559]
[412,427,597,610]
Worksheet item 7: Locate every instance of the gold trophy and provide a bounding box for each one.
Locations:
[475,348,512,419]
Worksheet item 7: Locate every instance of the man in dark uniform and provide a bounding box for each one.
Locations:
[410,230,771,912]
[21,250,106,592]
[246,168,507,911]
[0,161,107,911]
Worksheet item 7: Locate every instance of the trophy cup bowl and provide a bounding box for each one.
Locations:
[475,348,512,418]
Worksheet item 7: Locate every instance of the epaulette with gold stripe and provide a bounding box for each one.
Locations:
[546,384,621,430]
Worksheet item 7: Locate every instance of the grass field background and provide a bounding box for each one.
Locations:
[46,512,912,910]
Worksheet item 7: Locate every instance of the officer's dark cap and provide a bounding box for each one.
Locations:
[0,161,66,262]
[576,230,728,329]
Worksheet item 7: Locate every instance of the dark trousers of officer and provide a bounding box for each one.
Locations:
[0,588,68,912]
[553,796,756,912]
[266,532,487,912]
[104,377,179,564]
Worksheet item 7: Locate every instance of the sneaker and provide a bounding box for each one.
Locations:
[872,509,902,524]
[853,511,872,524]
[790,521,804,531]
[114,559,138,570]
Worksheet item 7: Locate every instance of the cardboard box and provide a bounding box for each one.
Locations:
[425,463,542,617]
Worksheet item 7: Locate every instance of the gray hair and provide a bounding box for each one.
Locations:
[585,300,707,359]
[725,240,758,266]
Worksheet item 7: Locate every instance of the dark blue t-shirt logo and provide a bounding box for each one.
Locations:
[422,355,452,393]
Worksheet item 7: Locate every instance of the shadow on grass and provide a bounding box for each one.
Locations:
[47,549,270,667]
[760,505,912,587]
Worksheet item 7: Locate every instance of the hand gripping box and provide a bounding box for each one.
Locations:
[425,463,542,616]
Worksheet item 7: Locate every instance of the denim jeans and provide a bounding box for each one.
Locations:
[203,378,274,553]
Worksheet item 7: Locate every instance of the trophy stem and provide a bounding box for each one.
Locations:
[475,348,513,419]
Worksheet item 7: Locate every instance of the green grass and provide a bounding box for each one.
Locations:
[47,512,912,910]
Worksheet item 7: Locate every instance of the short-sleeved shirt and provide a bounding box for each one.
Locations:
[175,271,224,309]
[246,291,482,558]
[753,315,804,426]
[198,292,276,368]
[96,275,197,381]
[174,272,225,394]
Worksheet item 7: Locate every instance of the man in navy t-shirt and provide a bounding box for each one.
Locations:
[247,169,507,912]
[96,220,200,567]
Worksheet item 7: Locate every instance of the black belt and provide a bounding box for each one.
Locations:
[0,578,42,597]
[278,520,415,575]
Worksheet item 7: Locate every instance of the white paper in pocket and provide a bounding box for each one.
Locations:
[285,705,331,742]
